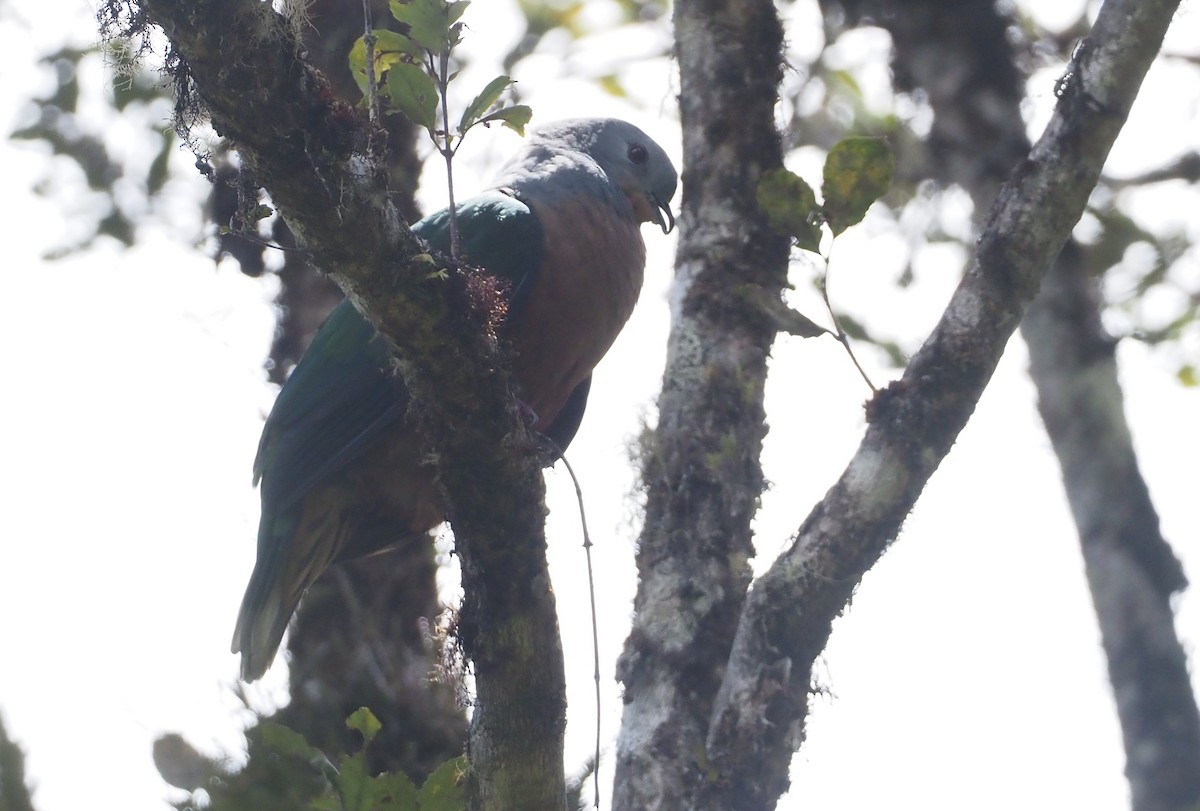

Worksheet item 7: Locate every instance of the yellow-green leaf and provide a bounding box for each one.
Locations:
[345,707,382,746]
[756,168,821,253]
[479,105,532,136]
[821,137,893,236]
[460,75,514,133]
[349,31,423,97]
[598,74,627,97]
[418,756,467,811]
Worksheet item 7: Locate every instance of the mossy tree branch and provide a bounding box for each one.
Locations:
[116,1,566,807]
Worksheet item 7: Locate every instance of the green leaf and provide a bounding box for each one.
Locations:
[821,137,893,236]
[375,771,420,809]
[260,723,339,785]
[460,75,514,133]
[444,0,469,30]
[756,168,821,252]
[384,61,439,131]
[346,707,383,746]
[478,105,532,135]
[334,754,377,811]
[311,795,341,811]
[737,284,829,338]
[1178,364,1198,387]
[783,310,830,339]
[261,722,323,762]
[147,130,173,196]
[374,29,425,59]
[418,757,467,811]
[389,0,469,52]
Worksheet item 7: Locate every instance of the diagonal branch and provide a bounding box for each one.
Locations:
[701,0,1184,807]
[121,1,566,807]
[840,0,1200,804]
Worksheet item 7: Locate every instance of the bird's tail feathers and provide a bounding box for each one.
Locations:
[232,507,345,682]
[230,567,298,682]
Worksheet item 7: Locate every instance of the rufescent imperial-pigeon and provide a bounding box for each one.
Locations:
[232,117,678,681]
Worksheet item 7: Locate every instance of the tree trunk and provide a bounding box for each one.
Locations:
[119,0,567,806]
[612,0,789,806]
[1023,243,1200,811]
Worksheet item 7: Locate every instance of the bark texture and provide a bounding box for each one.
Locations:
[845,1,1200,805]
[116,1,565,807]
[698,1,1182,808]
[209,0,423,383]
[612,0,790,807]
[1023,244,1200,810]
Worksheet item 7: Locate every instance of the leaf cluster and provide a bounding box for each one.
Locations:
[756,136,894,252]
[262,708,467,811]
[756,137,896,387]
[348,0,531,144]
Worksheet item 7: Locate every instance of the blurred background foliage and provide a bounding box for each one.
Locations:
[2,0,1197,807]
[13,0,1193,382]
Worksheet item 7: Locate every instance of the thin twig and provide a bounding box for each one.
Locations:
[434,49,461,266]
[819,247,877,393]
[220,229,305,253]
[548,444,602,809]
[361,0,379,132]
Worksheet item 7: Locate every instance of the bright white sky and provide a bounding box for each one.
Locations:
[1,0,1198,810]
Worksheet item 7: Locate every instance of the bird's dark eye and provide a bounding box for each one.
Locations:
[628,144,649,165]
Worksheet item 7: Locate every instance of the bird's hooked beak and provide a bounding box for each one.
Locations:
[651,193,676,234]
[629,187,677,234]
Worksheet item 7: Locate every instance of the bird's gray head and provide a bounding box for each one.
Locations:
[527,118,678,233]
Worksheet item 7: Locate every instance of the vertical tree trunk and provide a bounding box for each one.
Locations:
[1022,244,1200,811]
[612,0,790,807]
